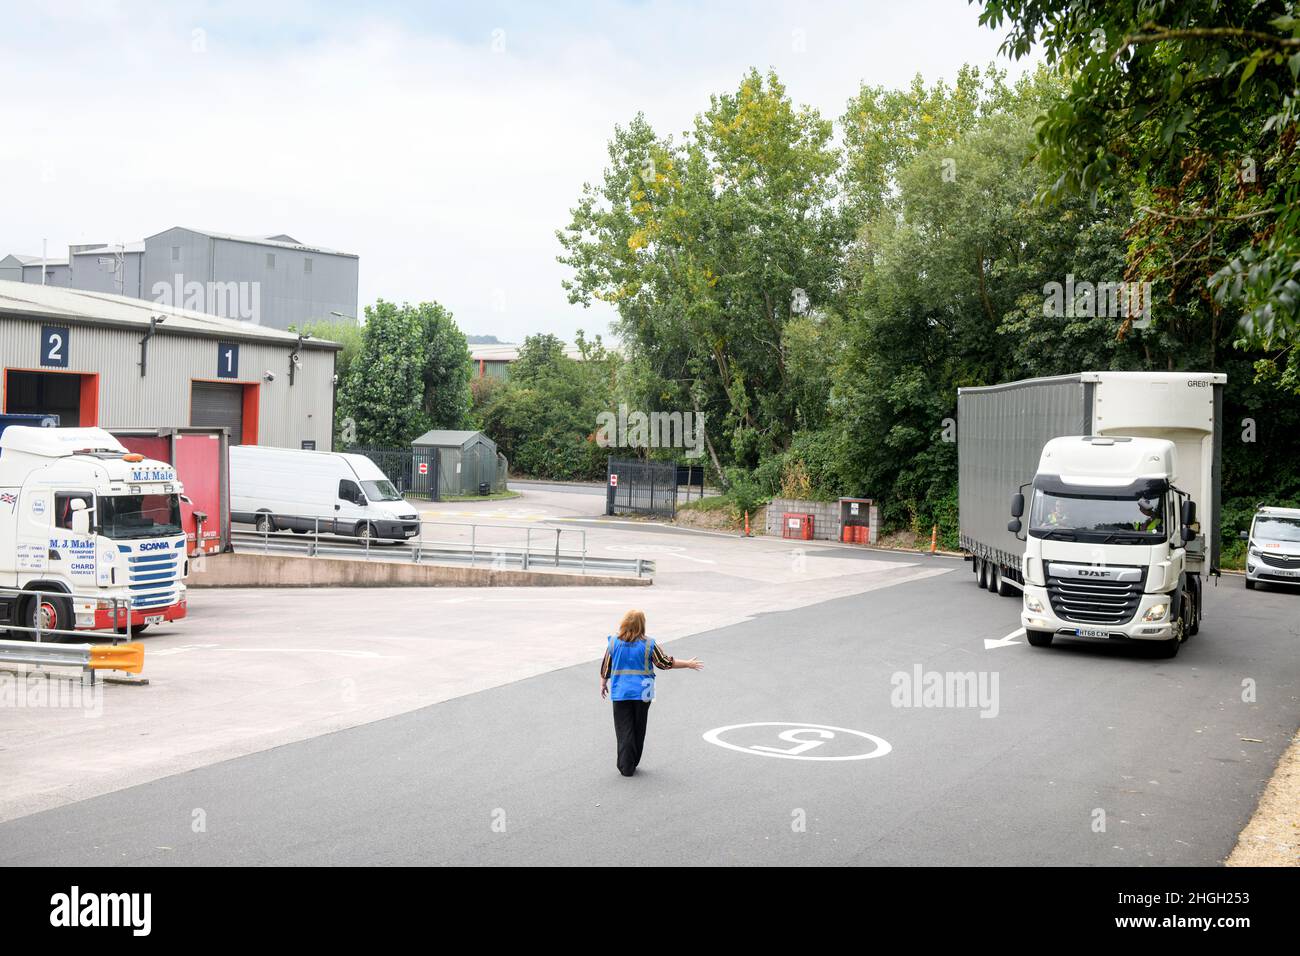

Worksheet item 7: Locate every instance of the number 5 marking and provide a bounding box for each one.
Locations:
[751,728,834,756]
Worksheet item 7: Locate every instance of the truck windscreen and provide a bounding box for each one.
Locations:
[98,493,183,539]
[1029,489,1166,539]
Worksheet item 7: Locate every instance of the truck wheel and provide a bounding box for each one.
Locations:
[255,513,276,533]
[18,593,75,643]
[1152,637,1181,658]
[1025,630,1053,647]
[996,568,1018,597]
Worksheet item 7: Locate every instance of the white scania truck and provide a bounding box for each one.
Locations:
[958,372,1224,657]
[0,426,190,639]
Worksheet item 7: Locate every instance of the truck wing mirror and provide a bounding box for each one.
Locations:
[1181,499,1196,527]
[1008,518,1022,534]
[70,499,91,535]
[1010,493,1024,518]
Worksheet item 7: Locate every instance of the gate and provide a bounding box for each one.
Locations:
[345,447,441,501]
[605,457,677,518]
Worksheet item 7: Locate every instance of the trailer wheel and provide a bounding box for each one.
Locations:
[1025,630,1053,648]
[975,558,987,589]
[986,563,1001,593]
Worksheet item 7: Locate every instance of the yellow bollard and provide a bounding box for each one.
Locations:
[88,642,145,674]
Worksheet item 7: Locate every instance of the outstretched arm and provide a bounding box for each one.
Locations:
[651,643,703,671]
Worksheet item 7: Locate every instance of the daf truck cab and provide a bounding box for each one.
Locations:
[1011,436,1202,657]
[0,426,189,639]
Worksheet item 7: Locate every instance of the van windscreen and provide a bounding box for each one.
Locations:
[362,480,403,502]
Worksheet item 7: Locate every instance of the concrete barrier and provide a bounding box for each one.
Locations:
[187,552,651,588]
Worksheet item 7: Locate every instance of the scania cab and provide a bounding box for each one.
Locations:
[0,426,189,639]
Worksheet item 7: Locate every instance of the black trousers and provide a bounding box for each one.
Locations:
[612,700,651,776]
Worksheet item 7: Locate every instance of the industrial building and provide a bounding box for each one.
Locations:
[1,226,359,331]
[470,342,592,380]
[0,280,340,449]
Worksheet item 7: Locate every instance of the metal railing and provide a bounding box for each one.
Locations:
[0,585,139,684]
[231,515,655,577]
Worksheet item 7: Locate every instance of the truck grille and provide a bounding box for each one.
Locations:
[120,543,183,609]
[1046,564,1146,627]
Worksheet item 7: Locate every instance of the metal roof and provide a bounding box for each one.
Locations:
[0,279,341,349]
[410,429,493,448]
[144,227,358,259]
[70,242,145,256]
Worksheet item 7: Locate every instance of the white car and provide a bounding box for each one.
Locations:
[230,445,420,541]
[1243,506,1300,591]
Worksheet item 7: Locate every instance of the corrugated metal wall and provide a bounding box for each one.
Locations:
[0,316,335,450]
[958,375,1087,564]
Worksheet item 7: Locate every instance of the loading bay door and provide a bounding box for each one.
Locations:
[190,382,244,445]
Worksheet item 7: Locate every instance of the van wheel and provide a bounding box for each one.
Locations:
[356,522,377,540]
[1245,578,1256,591]
[1025,630,1053,647]
[18,593,75,643]
[255,513,276,533]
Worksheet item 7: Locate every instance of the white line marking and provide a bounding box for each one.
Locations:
[984,628,1024,650]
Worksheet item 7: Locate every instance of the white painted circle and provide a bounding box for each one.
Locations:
[702,722,892,761]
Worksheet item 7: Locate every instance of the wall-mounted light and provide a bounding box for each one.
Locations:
[138,315,166,377]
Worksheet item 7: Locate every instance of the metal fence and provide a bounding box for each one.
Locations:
[0,585,140,684]
[345,446,441,501]
[606,457,678,518]
[231,516,655,577]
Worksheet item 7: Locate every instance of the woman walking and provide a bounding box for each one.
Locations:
[600,610,703,777]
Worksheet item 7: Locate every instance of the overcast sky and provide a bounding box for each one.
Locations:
[0,0,1035,343]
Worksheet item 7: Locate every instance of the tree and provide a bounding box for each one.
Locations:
[417,302,472,430]
[558,69,851,479]
[337,300,430,447]
[977,0,1300,389]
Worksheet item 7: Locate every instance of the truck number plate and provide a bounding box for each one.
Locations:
[1075,628,1109,639]
[144,614,165,625]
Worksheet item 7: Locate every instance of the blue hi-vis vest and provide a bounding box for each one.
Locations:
[608,636,656,702]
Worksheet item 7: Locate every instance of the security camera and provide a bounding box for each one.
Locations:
[291,352,302,367]
[264,370,276,382]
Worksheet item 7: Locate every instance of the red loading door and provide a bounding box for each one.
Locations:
[173,432,227,555]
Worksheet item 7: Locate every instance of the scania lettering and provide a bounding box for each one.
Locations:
[0,426,189,638]
[957,372,1224,658]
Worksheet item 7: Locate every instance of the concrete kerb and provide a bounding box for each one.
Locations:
[188,551,651,588]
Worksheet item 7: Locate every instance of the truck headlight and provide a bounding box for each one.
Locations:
[1024,595,1044,613]
[1142,603,1168,622]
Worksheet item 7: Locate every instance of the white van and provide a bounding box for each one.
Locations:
[229,446,420,540]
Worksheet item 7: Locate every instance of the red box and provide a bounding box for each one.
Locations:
[782,512,815,540]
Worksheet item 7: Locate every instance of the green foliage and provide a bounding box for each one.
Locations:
[336,299,472,447]
[476,333,621,480]
[977,0,1300,390]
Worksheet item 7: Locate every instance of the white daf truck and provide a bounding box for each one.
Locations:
[959,372,1224,658]
[0,426,189,639]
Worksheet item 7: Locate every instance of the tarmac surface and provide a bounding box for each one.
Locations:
[2,490,1296,864]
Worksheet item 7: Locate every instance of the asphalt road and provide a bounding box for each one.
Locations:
[2,561,1296,866]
